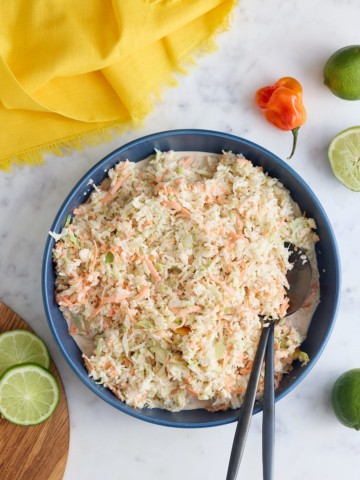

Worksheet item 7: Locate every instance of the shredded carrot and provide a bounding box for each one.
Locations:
[279,298,289,318]
[83,355,94,372]
[117,160,130,173]
[143,257,160,282]
[155,168,170,183]
[89,303,104,319]
[142,220,153,228]
[236,211,244,233]
[180,156,193,168]
[161,200,191,217]
[101,172,131,203]
[228,231,243,241]
[69,325,77,335]
[231,386,246,395]
[102,292,131,304]
[185,386,200,398]
[170,305,201,317]
[89,241,98,273]
[88,290,132,319]
[208,274,235,296]
[107,384,122,400]
[135,286,149,301]
[239,361,253,375]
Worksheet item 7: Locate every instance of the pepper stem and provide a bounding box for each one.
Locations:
[287,127,299,159]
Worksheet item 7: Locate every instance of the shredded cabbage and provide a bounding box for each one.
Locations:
[53,151,319,411]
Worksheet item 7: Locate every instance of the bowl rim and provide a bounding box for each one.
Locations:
[42,129,341,428]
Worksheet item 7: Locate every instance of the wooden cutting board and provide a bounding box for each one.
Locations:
[0,303,70,480]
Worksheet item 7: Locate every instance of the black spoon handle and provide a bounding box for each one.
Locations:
[226,325,271,480]
[262,322,275,480]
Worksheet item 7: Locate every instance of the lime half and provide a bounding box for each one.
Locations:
[0,363,59,426]
[0,330,50,377]
[328,126,360,191]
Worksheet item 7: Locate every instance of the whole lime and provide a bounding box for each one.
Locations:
[323,45,360,100]
[332,368,360,430]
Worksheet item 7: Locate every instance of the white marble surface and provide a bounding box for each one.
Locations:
[1,0,360,478]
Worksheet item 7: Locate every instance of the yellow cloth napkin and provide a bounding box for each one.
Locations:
[0,0,236,170]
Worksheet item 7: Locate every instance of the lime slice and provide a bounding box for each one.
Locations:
[0,330,50,377]
[328,126,360,191]
[0,363,59,425]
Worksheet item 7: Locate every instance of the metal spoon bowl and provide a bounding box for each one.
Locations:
[226,243,312,480]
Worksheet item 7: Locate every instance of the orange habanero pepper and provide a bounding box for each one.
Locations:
[255,77,307,159]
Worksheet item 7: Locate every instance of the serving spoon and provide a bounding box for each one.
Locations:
[226,243,312,480]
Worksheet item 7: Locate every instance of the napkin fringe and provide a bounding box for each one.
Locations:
[0,123,127,171]
[129,1,236,123]
[1,0,236,171]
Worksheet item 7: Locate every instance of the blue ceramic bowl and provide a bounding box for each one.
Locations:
[42,129,341,428]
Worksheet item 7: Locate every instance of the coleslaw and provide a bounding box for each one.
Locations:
[52,150,319,411]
